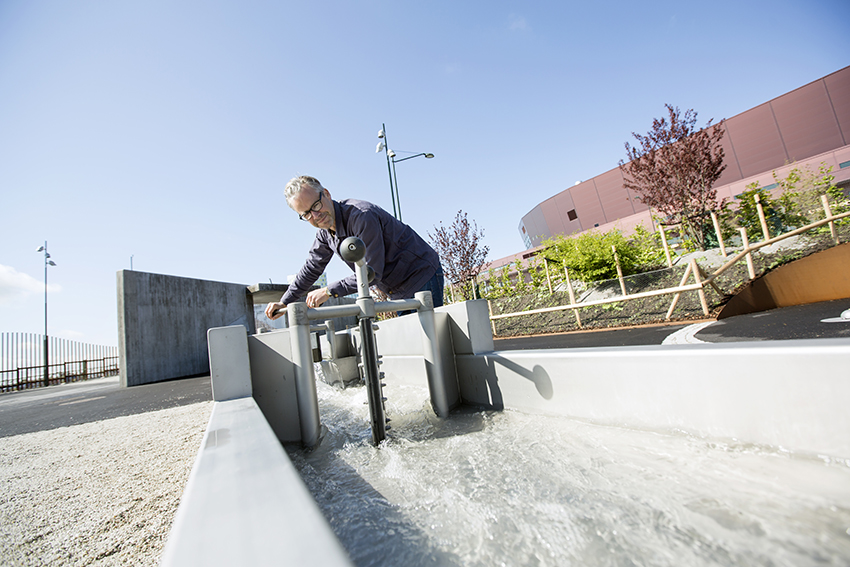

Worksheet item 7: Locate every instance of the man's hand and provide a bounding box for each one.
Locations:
[265,301,286,320]
[306,287,330,308]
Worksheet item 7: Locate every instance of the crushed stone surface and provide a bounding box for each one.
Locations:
[0,401,212,566]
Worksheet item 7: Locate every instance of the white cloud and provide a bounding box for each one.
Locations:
[0,264,60,304]
[508,14,529,32]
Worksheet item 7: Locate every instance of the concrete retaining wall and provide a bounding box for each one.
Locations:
[720,243,850,318]
[117,270,255,387]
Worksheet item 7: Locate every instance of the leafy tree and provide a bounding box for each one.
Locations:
[429,210,489,301]
[620,104,727,250]
[541,227,663,283]
[529,257,549,292]
[772,162,848,224]
[726,162,847,241]
[734,182,790,239]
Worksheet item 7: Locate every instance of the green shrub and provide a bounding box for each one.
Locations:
[541,226,665,283]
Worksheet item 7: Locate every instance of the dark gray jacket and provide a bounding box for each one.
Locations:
[281,198,441,304]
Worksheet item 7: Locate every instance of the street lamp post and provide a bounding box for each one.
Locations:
[376,124,434,222]
[36,242,56,387]
[376,124,398,219]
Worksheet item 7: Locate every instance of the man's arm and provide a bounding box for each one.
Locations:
[267,233,335,319]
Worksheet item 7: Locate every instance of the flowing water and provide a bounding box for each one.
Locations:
[287,376,850,567]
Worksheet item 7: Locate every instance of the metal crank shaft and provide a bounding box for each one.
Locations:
[359,317,387,445]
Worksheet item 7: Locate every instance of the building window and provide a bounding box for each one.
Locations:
[567,209,577,221]
[840,160,850,169]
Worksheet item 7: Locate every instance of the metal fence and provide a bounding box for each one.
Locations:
[0,333,119,392]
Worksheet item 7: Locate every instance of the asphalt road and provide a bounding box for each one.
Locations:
[0,375,211,438]
[2,299,848,438]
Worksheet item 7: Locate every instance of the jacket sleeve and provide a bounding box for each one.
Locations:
[280,233,335,305]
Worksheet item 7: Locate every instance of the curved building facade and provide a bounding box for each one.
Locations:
[518,66,850,251]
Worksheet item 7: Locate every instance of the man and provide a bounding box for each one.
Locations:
[265,175,443,319]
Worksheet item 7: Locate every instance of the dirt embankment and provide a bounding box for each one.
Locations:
[488,228,850,338]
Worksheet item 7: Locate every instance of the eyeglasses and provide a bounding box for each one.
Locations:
[298,192,325,221]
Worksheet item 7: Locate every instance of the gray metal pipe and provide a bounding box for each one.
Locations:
[416,291,450,418]
[375,298,421,314]
[288,302,321,447]
[306,304,361,321]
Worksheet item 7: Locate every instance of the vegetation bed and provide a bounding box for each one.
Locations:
[487,227,850,338]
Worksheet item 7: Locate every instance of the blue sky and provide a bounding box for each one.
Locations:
[1,0,848,347]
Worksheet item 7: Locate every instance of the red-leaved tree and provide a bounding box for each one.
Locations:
[620,104,726,250]
[429,210,489,301]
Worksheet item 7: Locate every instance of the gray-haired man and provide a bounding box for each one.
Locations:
[265,175,443,319]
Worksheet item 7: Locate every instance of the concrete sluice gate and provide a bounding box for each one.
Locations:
[162,240,850,566]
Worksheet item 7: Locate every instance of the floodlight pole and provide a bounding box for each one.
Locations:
[37,241,55,387]
[378,123,398,219]
[377,125,434,222]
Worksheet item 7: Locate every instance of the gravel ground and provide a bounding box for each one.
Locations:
[0,401,212,566]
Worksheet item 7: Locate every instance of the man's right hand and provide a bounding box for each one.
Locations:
[265,301,286,320]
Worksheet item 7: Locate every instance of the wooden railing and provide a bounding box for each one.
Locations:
[489,210,850,329]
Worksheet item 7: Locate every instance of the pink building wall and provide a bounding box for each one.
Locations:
[518,66,850,251]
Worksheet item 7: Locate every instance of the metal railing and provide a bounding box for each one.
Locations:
[0,333,119,392]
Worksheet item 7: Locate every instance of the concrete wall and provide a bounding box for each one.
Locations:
[719,243,850,318]
[454,339,850,458]
[117,270,255,387]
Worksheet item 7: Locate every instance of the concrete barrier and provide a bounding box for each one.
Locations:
[117,270,255,387]
[161,325,352,566]
[454,338,850,458]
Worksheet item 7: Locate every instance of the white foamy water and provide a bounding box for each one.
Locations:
[288,377,850,567]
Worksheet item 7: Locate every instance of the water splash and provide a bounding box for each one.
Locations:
[289,378,850,566]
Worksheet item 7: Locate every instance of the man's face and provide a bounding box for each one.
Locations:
[291,188,335,230]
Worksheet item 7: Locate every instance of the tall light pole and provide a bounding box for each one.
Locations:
[376,124,434,222]
[376,124,398,218]
[36,242,56,387]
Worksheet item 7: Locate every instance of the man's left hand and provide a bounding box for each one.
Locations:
[306,287,330,308]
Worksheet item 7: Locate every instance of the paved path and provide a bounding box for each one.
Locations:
[494,298,850,350]
[0,375,211,438]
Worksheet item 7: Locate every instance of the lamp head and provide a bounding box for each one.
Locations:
[388,149,396,158]
[377,129,385,139]
[424,153,434,158]
[376,141,385,153]
[37,246,45,252]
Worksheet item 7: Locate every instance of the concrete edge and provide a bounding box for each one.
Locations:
[455,337,850,459]
[160,397,353,566]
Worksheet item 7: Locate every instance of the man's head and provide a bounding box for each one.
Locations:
[285,175,336,230]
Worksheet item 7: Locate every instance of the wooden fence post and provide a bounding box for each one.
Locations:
[690,258,709,316]
[710,211,727,257]
[821,194,839,245]
[665,262,693,320]
[739,227,756,279]
[754,193,770,242]
[613,245,627,296]
[563,263,581,328]
[659,224,672,267]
